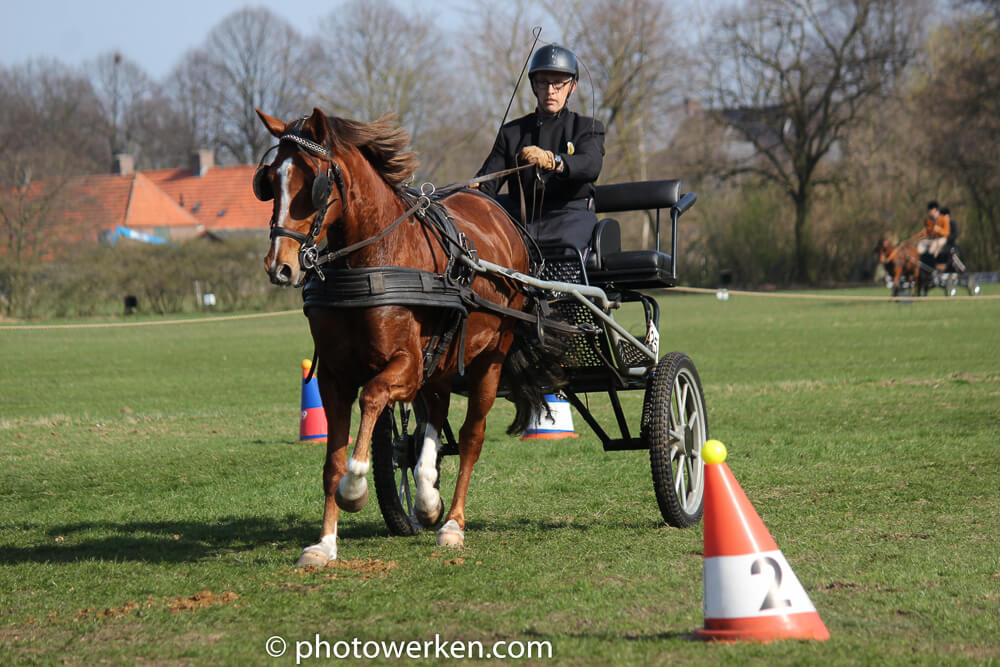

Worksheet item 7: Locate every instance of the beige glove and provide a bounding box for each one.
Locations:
[520,145,557,171]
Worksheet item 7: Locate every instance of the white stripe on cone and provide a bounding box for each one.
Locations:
[703,550,817,619]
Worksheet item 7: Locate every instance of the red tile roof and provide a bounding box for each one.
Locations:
[18,164,271,247]
[144,165,271,231]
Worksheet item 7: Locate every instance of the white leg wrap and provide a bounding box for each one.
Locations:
[339,458,370,501]
[414,425,441,514]
[347,458,370,477]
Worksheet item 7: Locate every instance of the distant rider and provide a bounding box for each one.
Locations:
[916,200,950,269]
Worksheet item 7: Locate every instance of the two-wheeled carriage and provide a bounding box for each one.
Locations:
[370,179,709,535]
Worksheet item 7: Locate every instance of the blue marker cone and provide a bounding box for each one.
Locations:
[299,359,327,443]
[521,394,579,440]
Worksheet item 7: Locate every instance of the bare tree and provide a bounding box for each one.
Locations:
[310,1,443,131]
[913,4,1000,266]
[87,51,157,166]
[0,60,107,315]
[460,1,554,175]
[558,0,686,183]
[704,0,926,281]
[163,50,217,165]
[175,8,314,164]
[306,0,470,180]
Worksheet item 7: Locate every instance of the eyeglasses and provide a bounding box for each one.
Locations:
[532,78,574,92]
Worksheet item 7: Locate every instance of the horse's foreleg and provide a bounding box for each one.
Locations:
[414,391,450,527]
[438,359,504,548]
[298,382,352,567]
[336,353,420,512]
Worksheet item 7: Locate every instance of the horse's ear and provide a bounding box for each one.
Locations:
[256,108,286,138]
[304,108,328,143]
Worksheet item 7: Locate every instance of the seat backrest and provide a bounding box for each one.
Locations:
[593,179,680,214]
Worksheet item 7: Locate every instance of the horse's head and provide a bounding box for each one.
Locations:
[254,108,345,287]
[874,236,894,264]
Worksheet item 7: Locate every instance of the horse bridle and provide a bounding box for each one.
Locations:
[254,127,347,272]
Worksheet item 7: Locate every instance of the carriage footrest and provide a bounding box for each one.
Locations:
[602,437,647,451]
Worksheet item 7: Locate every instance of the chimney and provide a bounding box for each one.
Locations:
[191,149,215,177]
[113,153,135,176]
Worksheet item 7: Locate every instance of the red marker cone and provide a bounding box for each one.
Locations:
[697,440,829,642]
[299,359,327,443]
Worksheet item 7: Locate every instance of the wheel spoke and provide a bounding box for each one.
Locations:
[398,473,412,511]
[687,409,700,432]
[675,381,689,421]
[674,454,687,497]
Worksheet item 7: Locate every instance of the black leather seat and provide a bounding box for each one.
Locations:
[584,179,687,289]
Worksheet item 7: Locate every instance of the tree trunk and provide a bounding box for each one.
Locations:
[793,190,811,283]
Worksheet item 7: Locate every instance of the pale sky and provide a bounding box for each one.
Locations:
[0,0,463,80]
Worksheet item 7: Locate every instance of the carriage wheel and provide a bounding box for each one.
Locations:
[371,403,440,536]
[642,352,708,527]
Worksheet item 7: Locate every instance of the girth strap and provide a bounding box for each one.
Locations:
[303,266,469,314]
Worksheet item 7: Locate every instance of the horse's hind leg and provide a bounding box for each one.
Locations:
[413,389,449,527]
[336,353,421,512]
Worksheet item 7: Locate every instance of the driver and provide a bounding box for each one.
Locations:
[474,44,606,253]
[916,200,950,269]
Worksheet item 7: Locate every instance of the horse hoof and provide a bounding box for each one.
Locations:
[335,485,369,513]
[416,498,444,528]
[296,546,332,568]
[335,472,369,512]
[437,519,464,548]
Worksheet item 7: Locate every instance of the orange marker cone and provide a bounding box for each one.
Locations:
[299,359,327,443]
[697,440,829,642]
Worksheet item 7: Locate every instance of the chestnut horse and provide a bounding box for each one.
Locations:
[255,108,560,566]
[875,236,923,297]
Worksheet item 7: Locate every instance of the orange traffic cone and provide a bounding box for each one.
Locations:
[299,359,327,443]
[697,440,829,642]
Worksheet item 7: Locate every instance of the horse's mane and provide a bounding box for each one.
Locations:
[323,115,419,188]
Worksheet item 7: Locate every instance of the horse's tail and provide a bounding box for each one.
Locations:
[501,317,571,436]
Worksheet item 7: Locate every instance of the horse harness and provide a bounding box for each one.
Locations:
[255,125,578,379]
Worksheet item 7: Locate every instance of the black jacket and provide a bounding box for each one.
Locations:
[476,108,605,218]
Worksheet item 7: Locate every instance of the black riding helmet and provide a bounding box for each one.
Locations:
[528,44,578,80]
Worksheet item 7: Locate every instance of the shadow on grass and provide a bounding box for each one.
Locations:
[0,514,659,565]
[0,514,390,565]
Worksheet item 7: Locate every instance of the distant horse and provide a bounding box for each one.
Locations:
[254,108,563,566]
[875,236,924,297]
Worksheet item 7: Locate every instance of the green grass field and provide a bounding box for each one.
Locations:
[2,288,999,665]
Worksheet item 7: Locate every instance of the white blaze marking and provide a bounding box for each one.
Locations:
[268,158,295,269]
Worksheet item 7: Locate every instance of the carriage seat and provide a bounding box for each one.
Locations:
[584,179,692,289]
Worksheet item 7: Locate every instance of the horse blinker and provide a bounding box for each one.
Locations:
[253,166,273,202]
